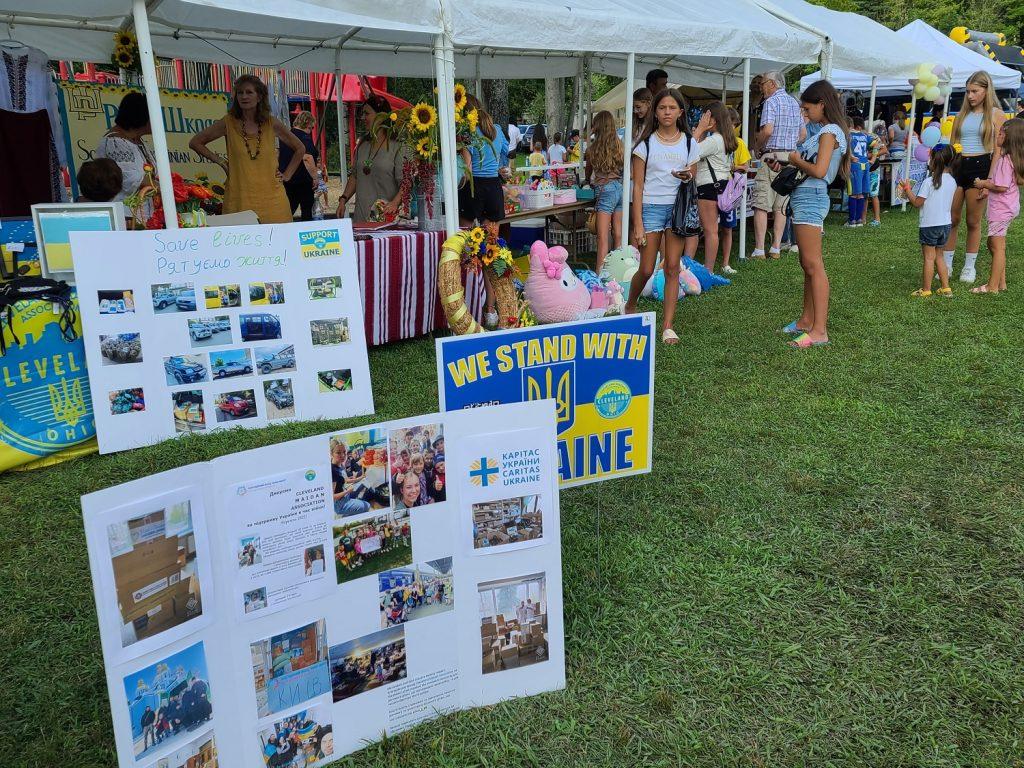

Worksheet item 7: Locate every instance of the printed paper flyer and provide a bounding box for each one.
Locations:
[81,401,565,768]
[72,220,373,453]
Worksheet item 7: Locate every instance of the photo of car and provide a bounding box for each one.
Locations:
[209,348,253,379]
[151,290,176,310]
[172,390,206,433]
[318,369,353,393]
[214,389,257,422]
[150,281,196,314]
[263,378,295,419]
[204,284,241,309]
[239,313,282,342]
[188,316,232,348]
[254,344,296,375]
[175,293,197,311]
[163,354,208,385]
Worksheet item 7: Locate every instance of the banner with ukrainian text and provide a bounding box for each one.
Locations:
[58,82,228,195]
[436,314,655,487]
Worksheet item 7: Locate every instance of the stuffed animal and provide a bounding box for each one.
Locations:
[601,245,640,285]
[683,256,731,291]
[524,241,609,324]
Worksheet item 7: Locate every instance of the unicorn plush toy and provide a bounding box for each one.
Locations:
[524,241,611,324]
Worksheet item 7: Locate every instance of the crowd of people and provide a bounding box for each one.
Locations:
[380,571,453,626]
[330,634,407,701]
[389,428,446,508]
[261,716,333,768]
[334,516,410,574]
[138,676,212,753]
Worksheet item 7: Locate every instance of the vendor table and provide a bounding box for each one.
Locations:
[355,229,486,347]
[499,201,593,224]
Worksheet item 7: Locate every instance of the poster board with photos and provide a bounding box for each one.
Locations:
[81,400,565,768]
[71,220,373,453]
[436,313,656,487]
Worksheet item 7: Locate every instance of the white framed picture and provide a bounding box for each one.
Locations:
[31,201,126,283]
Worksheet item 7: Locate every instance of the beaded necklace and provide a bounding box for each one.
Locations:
[238,117,262,160]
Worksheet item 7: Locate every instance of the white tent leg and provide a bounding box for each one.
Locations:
[738,57,750,260]
[334,46,348,190]
[902,95,916,212]
[721,74,727,103]
[434,34,459,235]
[620,52,635,249]
[474,54,482,99]
[132,0,177,229]
[576,57,587,181]
[867,75,877,130]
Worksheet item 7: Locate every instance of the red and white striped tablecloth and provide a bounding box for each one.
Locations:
[355,230,487,346]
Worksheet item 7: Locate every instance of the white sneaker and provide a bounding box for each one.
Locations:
[959,267,976,284]
[789,244,799,254]
[722,265,738,275]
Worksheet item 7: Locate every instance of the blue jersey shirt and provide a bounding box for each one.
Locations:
[850,130,872,163]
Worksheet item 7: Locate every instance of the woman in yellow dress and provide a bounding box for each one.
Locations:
[190,75,305,223]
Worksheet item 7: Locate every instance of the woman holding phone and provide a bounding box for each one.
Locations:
[766,79,849,348]
[624,88,700,345]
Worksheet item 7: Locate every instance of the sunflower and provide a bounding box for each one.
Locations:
[416,136,435,159]
[115,48,135,68]
[482,249,497,266]
[454,108,464,125]
[409,102,437,132]
[390,112,398,122]
[453,83,467,111]
[952,142,963,154]
[466,108,479,133]
[469,227,485,245]
[114,31,135,48]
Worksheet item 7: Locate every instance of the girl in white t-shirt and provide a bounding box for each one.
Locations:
[624,88,700,345]
[692,101,739,274]
[899,144,959,297]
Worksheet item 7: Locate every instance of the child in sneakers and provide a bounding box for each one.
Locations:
[859,121,888,226]
[846,117,872,227]
[971,118,1023,294]
[899,144,959,297]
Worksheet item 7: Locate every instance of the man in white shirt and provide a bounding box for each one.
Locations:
[507,123,522,158]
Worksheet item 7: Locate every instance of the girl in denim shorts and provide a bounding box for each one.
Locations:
[585,110,624,273]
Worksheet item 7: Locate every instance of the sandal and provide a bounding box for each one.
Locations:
[661,328,680,345]
[910,289,932,298]
[781,320,807,335]
[935,287,953,298]
[788,332,829,349]
[971,285,998,294]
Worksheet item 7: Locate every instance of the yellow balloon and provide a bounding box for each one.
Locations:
[940,118,953,138]
[921,72,938,87]
[924,85,940,102]
[914,82,928,98]
[917,62,934,79]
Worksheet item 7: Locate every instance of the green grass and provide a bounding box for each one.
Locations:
[2,209,1023,768]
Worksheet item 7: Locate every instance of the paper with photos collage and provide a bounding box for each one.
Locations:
[82,401,565,768]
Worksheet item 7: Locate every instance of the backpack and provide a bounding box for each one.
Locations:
[717,169,747,213]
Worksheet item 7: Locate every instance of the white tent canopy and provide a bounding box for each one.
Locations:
[799,19,1023,96]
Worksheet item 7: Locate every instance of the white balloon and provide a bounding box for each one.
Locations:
[924,85,940,102]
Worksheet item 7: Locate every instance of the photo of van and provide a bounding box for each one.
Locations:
[239,313,282,342]
[204,284,241,309]
[249,281,285,305]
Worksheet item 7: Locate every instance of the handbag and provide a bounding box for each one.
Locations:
[770,164,807,196]
[586,210,598,235]
[670,178,701,237]
[706,159,746,213]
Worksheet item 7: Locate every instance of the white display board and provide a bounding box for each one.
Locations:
[81,401,565,768]
[71,220,373,453]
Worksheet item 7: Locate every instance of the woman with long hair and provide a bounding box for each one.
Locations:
[585,110,624,272]
[944,71,1006,282]
[333,95,408,222]
[692,101,738,273]
[767,79,850,348]
[624,88,700,345]
[190,75,304,223]
[631,88,652,144]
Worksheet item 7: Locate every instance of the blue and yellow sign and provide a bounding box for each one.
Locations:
[437,314,654,487]
[299,229,342,259]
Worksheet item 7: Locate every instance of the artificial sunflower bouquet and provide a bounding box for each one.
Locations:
[111,31,141,74]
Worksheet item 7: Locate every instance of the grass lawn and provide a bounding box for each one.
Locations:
[1,208,1023,767]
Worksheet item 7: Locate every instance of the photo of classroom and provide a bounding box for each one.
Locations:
[106,501,202,648]
[122,641,213,760]
[332,510,411,585]
[328,626,407,703]
[379,558,454,628]
[471,495,543,550]
[478,573,549,675]
[153,730,217,768]
[258,706,333,768]
[250,619,331,719]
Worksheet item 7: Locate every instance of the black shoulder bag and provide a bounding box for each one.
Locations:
[670,134,701,237]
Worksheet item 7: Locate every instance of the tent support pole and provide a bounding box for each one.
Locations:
[867,75,877,130]
[620,52,635,249]
[475,54,482,99]
[132,0,177,229]
[577,56,589,183]
[334,46,348,190]
[738,57,750,261]
[435,34,459,236]
[722,74,727,103]
[902,94,916,212]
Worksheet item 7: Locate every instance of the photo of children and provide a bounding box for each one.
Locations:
[238,536,262,568]
[98,289,136,314]
[244,587,267,614]
[187,316,232,348]
[479,573,549,675]
[332,510,411,585]
[109,387,145,415]
[472,495,544,550]
[389,424,445,508]
[99,333,142,365]
[303,545,326,577]
[378,558,454,628]
[310,318,350,346]
[317,369,352,393]
[203,284,241,309]
[152,283,196,313]
[258,706,333,767]
[250,619,331,718]
[153,730,217,768]
[307,276,340,300]
[171,390,205,433]
[329,428,390,518]
[214,389,257,423]
[106,502,203,648]
[122,641,213,760]
[263,378,295,419]
[328,626,407,704]
[249,281,285,305]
